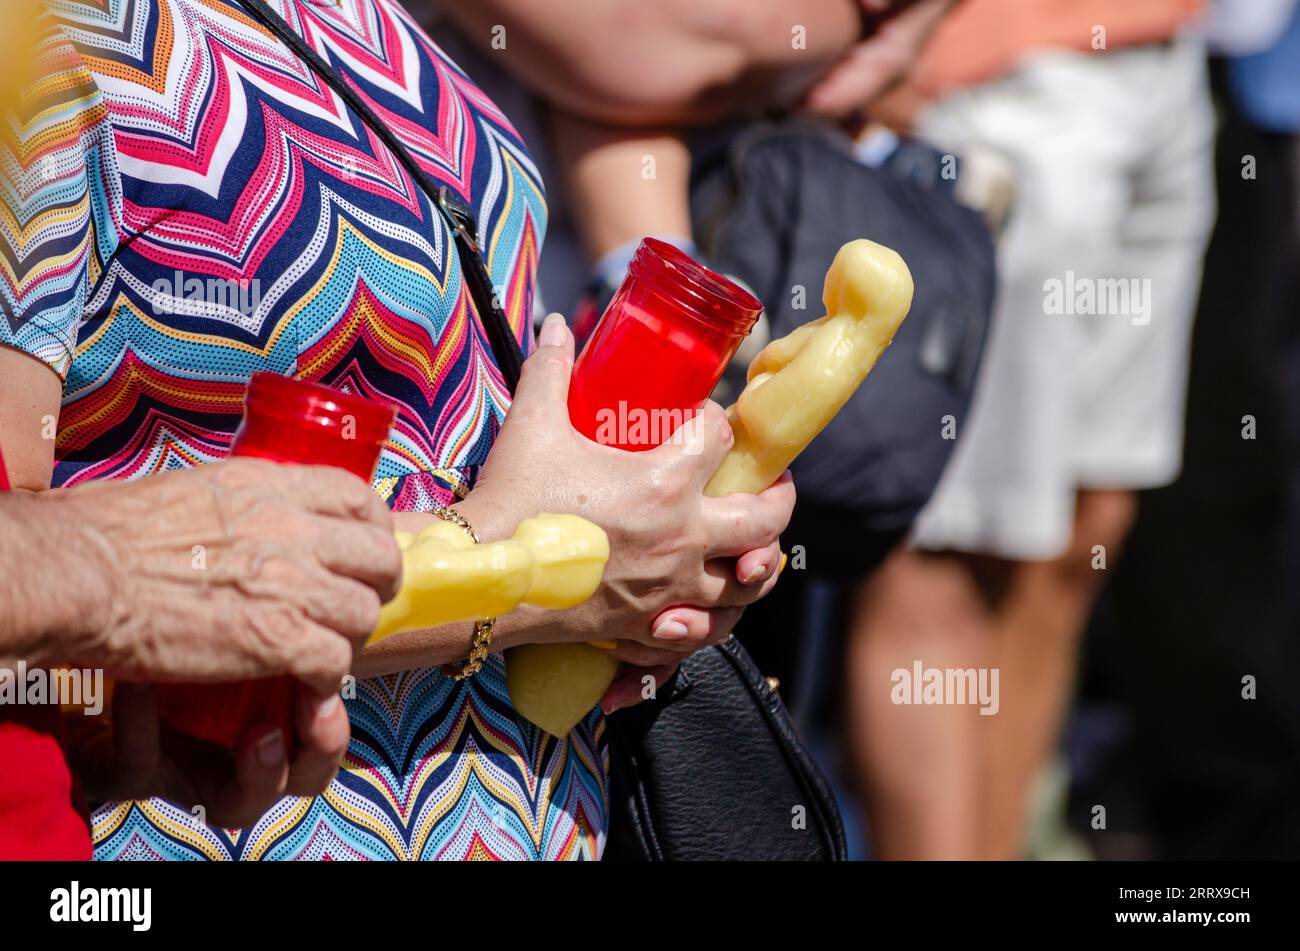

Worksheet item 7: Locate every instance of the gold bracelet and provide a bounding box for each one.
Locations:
[431,505,495,682]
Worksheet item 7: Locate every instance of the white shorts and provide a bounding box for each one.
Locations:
[911,37,1217,560]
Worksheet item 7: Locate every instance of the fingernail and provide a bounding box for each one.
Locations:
[538,313,567,348]
[600,689,628,715]
[256,730,286,767]
[587,640,619,650]
[314,693,341,717]
[778,552,788,576]
[652,619,690,642]
[742,563,769,584]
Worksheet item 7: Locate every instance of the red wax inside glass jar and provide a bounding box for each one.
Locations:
[568,239,762,451]
[157,373,396,751]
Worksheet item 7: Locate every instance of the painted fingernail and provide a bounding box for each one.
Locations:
[587,640,619,650]
[743,563,769,584]
[538,313,567,348]
[778,552,788,576]
[600,688,629,715]
[652,620,690,642]
[256,730,286,767]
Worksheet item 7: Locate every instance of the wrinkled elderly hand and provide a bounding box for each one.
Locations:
[801,0,954,118]
[17,459,401,693]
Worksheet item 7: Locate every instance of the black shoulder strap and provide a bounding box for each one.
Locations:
[238,0,525,393]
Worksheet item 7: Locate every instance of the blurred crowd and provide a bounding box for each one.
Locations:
[3,0,1297,861]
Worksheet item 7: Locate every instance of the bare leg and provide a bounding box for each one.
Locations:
[978,488,1136,858]
[845,546,992,859]
[846,489,1135,859]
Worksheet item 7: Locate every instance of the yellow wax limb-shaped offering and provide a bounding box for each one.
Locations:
[506,239,914,738]
[705,239,913,497]
[508,514,615,609]
[506,643,622,739]
[368,514,609,645]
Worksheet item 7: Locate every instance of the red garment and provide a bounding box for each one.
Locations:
[0,445,93,859]
[0,708,93,860]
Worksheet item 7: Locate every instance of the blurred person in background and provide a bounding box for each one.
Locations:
[425,0,917,318]
[1070,0,1300,860]
[851,0,1215,858]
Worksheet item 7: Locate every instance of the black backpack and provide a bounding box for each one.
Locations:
[691,119,996,579]
[602,121,998,862]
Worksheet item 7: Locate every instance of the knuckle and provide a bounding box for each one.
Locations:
[252,607,306,667]
[301,466,375,516]
[215,456,260,484]
[525,349,568,382]
[749,503,786,544]
[536,349,569,371]
[336,523,402,589]
[308,582,368,641]
[307,740,349,776]
[374,533,404,592]
[645,464,684,503]
[297,634,352,685]
[351,587,383,641]
[699,402,733,444]
[282,508,322,548]
[334,474,381,519]
[341,583,379,640]
[300,717,350,763]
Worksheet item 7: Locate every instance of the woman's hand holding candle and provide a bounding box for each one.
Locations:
[505,241,913,735]
[362,315,794,734]
[457,317,792,659]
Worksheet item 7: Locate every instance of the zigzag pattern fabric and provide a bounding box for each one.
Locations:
[1,0,607,860]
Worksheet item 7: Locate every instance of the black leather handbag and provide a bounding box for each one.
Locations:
[603,636,846,861]
[239,0,847,862]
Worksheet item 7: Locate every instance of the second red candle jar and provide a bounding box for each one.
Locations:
[567,238,763,451]
[157,373,396,751]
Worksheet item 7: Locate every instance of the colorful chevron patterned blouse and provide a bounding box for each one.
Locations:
[1,0,607,859]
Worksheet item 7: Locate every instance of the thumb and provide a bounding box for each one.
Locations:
[512,313,575,418]
[534,311,576,362]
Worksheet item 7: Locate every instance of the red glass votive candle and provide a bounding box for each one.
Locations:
[157,373,396,751]
[567,238,762,451]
